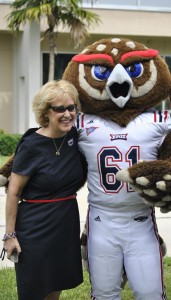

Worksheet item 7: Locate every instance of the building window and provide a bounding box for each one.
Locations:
[0,0,13,3]
[165,56,171,73]
[161,56,171,110]
[82,0,171,12]
[43,53,75,84]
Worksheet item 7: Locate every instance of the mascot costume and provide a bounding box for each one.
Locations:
[1,37,171,299]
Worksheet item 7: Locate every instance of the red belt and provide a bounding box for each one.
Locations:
[23,195,76,203]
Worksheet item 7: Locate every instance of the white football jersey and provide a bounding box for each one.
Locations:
[76,110,171,212]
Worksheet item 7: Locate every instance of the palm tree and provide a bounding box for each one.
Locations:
[6,0,100,81]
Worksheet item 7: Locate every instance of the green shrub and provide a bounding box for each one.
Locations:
[0,133,22,156]
[0,128,5,134]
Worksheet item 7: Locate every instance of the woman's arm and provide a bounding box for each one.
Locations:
[4,172,29,259]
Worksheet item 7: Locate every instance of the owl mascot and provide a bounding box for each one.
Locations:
[1,37,171,300]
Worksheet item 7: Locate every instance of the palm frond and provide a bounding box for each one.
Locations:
[69,18,89,48]
[6,3,54,31]
[10,0,30,9]
[6,9,28,31]
[7,0,100,31]
[5,0,101,79]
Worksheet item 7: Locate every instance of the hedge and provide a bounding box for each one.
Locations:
[0,133,22,156]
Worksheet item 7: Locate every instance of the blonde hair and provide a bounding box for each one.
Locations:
[32,80,80,127]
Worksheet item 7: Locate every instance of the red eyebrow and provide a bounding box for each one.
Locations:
[121,49,158,62]
[72,53,114,64]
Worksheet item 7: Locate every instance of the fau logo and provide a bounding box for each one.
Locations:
[110,133,128,141]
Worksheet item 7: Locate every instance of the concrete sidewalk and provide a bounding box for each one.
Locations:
[0,186,171,268]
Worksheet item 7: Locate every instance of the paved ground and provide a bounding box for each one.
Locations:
[0,185,171,269]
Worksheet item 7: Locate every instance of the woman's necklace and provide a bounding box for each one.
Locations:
[52,134,67,156]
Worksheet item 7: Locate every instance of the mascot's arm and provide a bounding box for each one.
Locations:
[0,154,15,189]
[116,132,171,213]
[0,129,88,192]
[0,128,39,191]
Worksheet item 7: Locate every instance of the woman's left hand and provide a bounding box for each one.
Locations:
[3,237,21,260]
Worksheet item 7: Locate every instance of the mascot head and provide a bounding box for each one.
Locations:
[63,37,171,126]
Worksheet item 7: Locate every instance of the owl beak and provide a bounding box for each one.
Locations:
[106,64,133,108]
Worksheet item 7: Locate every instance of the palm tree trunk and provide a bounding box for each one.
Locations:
[48,30,55,81]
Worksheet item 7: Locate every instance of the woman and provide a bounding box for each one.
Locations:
[2,80,85,300]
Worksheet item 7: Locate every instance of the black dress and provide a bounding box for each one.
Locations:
[12,127,84,300]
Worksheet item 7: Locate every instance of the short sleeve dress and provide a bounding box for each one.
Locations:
[12,127,84,300]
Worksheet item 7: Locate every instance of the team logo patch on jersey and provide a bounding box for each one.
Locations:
[68,138,74,146]
[94,216,101,222]
[110,133,128,141]
[87,120,94,124]
[134,216,148,222]
[86,127,99,136]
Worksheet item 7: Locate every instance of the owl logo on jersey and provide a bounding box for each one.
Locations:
[63,37,171,212]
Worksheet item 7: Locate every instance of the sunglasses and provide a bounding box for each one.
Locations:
[49,104,77,113]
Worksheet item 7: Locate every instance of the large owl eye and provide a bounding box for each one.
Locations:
[91,65,111,81]
[125,63,144,78]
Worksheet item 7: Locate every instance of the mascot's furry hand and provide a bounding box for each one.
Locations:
[116,159,171,213]
[116,121,171,213]
[0,155,14,190]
